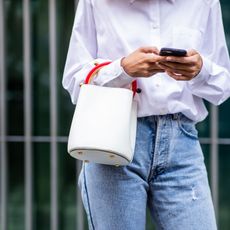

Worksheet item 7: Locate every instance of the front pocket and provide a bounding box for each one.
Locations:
[177,118,198,140]
[172,26,203,51]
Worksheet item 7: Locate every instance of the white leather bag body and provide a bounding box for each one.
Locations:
[68,84,137,166]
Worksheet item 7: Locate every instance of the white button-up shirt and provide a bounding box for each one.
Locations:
[63,0,230,122]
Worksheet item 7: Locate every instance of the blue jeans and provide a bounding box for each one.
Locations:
[78,114,217,230]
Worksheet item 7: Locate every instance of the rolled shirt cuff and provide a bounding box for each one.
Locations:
[187,56,212,87]
[93,58,135,87]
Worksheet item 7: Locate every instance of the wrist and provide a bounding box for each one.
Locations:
[193,55,203,79]
[121,57,134,77]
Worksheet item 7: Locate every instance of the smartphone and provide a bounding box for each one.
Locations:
[160,48,187,57]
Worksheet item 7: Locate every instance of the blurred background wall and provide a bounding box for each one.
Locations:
[0,0,230,230]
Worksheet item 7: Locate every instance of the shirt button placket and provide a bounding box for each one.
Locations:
[150,0,161,48]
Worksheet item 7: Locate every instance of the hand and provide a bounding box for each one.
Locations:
[121,47,166,78]
[157,49,203,81]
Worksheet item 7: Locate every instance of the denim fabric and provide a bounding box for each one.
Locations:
[78,114,217,230]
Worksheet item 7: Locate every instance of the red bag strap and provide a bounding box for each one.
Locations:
[84,61,137,96]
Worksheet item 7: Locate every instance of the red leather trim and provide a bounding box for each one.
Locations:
[85,61,137,96]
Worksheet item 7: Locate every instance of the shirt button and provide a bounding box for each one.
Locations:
[156,83,160,88]
[151,22,159,29]
[136,88,142,94]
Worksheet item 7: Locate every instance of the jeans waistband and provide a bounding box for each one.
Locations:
[138,113,194,123]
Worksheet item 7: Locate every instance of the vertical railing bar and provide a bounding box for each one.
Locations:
[210,105,219,225]
[74,0,78,10]
[23,0,33,229]
[49,0,58,230]
[76,161,84,230]
[0,0,8,229]
[73,1,84,229]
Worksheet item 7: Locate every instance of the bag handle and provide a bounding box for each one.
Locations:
[84,61,137,96]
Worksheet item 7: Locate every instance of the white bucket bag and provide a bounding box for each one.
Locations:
[67,62,138,166]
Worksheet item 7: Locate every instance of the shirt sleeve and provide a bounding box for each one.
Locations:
[187,1,230,106]
[62,0,134,104]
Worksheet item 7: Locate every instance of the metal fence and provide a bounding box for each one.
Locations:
[0,0,84,230]
[0,0,229,229]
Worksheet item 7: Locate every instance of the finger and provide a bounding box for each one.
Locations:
[186,49,198,57]
[142,69,165,77]
[148,64,165,71]
[141,62,164,71]
[150,69,165,74]
[168,68,194,77]
[158,63,194,75]
[165,56,196,64]
[146,69,165,75]
[147,54,167,63]
[166,71,192,81]
[158,62,193,71]
[139,46,159,54]
[143,53,165,64]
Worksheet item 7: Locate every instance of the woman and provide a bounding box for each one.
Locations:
[63,0,230,229]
